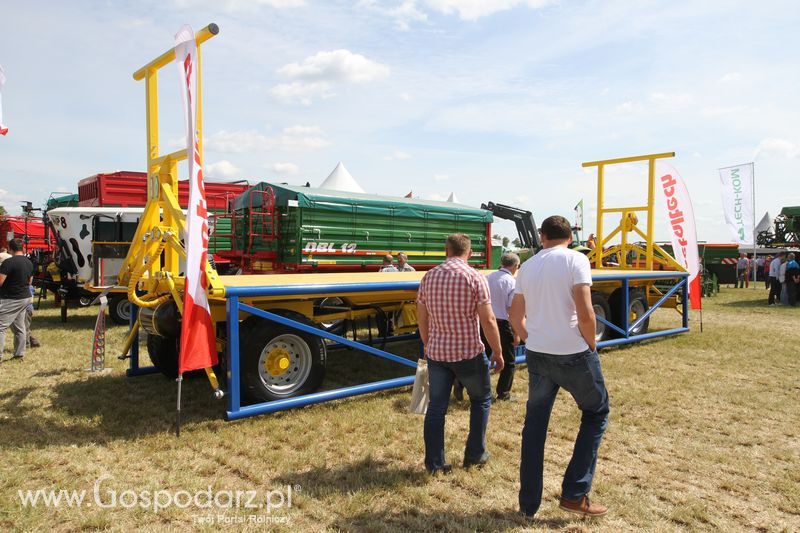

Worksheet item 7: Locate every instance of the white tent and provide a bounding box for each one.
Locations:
[755,211,772,234]
[320,162,365,193]
[447,192,460,203]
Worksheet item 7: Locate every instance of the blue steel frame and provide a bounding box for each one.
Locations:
[125,271,689,420]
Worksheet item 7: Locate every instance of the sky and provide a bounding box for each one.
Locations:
[0,0,798,244]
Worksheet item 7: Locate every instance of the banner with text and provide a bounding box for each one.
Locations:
[718,163,754,244]
[656,162,701,310]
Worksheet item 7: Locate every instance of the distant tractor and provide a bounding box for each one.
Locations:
[757,206,800,248]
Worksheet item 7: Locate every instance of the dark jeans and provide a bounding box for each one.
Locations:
[737,268,746,288]
[768,277,781,304]
[480,319,517,398]
[424,354,492,471]
[788,280,798,307]
[519,349,610,516]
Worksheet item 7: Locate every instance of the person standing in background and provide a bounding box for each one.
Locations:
[736,253,748,288]
[0,238,34,360]
[0,247,11,264]
[379,254,399,272]
[768,252,784,305]
[484,252,521,401]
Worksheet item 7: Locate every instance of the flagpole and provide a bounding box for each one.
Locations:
[176,374,183,437]
[752,162,756,288]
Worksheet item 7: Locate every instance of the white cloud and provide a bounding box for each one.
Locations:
[399,92,412,101]
[385,150,411,160]
[205,160,241,179]
[272,162,300,174]
[277,49,390,83]
[269,82,335,106]
[0,188,25,208]
[433,174,449,181]
[425,101,576,136]
[614,101,643,115]
[422,0,554,21]
[358,0,428,30]
[755,138,800,159]
[171,0,304,12]
[205,126,331,153]
[719,72,743,83]
[271,49,390,104]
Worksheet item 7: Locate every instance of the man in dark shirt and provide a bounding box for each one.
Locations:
[0,238,35,360]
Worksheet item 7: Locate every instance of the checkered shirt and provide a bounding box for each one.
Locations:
[416,257,491,361]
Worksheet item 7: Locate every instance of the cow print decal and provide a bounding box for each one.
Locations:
[69,238,86,268]
[80,224,90,240]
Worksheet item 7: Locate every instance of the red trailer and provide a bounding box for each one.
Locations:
[0,216,52,253]
[77,171,249,210]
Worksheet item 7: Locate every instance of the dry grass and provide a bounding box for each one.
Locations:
[0,287,798,532]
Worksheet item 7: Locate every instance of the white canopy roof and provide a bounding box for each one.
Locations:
[320,162,365,193]
[447,192,460,203]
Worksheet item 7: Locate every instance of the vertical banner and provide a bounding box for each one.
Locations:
[718,163,754,244]
[0,65,8,135]
[175,25,217,374]
[656,162,702,310]
[574,199,584,239]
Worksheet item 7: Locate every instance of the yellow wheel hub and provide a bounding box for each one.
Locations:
[265,347,291,377]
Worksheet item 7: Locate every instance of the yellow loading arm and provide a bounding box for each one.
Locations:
[582,152,685,272]
[117,23,225,308]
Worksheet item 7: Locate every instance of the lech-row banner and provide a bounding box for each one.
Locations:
[718,163,754,244]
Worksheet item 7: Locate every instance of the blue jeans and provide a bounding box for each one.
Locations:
[424,353,492,471]
[519,349,610,516]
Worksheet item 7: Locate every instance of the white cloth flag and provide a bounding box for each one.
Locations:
[174,25,216,374]
[656,161,702,310]
[718,163,754,244]
[0,65,8,135]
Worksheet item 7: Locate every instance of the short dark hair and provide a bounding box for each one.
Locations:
[500,252,520,268]
[540,216,572,240]
[8,238,23,253]
[446,234,471,256]
[383,254,394,265]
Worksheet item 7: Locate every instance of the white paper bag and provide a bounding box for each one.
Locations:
[409,358,429,415]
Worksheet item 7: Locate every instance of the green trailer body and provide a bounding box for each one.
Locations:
[229,183,493,271]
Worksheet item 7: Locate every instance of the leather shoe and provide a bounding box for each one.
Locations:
[559,495,608,517]
[463,451,490,468]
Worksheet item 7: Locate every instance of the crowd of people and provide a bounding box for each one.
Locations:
[416,216,608,519]
[0,238,40,361]
[764,251,800,306]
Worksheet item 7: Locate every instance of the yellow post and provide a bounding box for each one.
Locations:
[646,157,656,270]
[595,164,604,269]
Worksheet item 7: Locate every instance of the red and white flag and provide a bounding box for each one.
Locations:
[175,25,217,374]
[656,161,702,310]
[0,65,8,136]
[405,190,412,198]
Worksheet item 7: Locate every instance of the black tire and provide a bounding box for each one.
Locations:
[591,292,612,343]
[240,311,326,403]
[108,294,132,326]
[314,297,347,335]
[147,333,179,379]
[78,295,93,307]
[609,289,650,338]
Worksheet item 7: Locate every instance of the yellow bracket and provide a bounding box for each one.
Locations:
[582,152,678,271]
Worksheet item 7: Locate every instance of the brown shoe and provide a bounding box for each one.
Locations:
[559,495,608,517]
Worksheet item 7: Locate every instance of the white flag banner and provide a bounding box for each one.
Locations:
[656,161,702,309]
[174,25,217,374]
[718,163,754,244]
[0,64,8,135]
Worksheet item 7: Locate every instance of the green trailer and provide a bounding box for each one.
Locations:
[216,183,494,273]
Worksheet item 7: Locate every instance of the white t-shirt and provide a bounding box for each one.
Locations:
[515,246,593,355]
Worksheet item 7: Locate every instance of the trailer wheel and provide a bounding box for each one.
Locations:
[240,311,326,402]
[609,289,650,337]
[591,292,612,343]
[108,294,132,325]
[315,297,346,335]
[147,334,179,379]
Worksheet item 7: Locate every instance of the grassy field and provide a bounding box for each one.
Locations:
[1,287,798,532]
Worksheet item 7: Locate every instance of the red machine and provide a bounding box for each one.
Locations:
[77,171,249,210]
[0,216,52,253]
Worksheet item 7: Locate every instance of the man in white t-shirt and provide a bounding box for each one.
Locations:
[510,215,609,519]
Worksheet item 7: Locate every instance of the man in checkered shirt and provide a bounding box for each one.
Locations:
[417,233,504,474]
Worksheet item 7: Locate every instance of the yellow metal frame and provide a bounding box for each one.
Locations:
[118,23,224,309]
[582,152,685,273]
